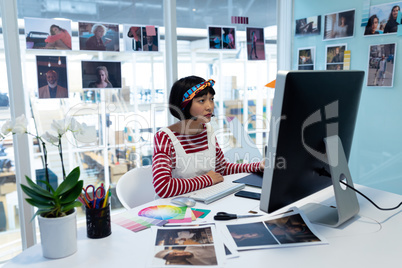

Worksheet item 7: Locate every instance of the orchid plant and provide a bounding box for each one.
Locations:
[1,114,92,218]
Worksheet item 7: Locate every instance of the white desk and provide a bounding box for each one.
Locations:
[4,173,402,267]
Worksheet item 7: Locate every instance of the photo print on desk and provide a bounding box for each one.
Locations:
[246,27,265,60]
[24,17,72,50]
[323,9,355,40]
[298,47,315,70]
[78,21,120,51]
[326,44,347,70]
[81,60,122,89]
[295,15,321,37]
[364,1,402,36]
[151,225,224,267]
[367,43,396,87]
[36,55,69,99]
[222,209,327,251]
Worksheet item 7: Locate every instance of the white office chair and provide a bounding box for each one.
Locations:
[116,166,156,209]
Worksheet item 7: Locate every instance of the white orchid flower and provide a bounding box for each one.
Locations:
[74,123,97,143]
[68,118,81,133]
[51,119,66,136]
[42,131,59,145]
[1,119,13,136]
[12,114,28,134]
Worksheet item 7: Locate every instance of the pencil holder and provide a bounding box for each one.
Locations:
[86,204,111,239]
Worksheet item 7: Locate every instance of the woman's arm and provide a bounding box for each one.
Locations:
[215,140,263,176]
[152,131,214,198]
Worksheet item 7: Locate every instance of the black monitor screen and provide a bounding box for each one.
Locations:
[260,70,364,214]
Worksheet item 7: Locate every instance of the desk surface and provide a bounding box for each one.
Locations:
[4,173,402,267]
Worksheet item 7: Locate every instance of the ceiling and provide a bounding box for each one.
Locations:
[16,0,276,33]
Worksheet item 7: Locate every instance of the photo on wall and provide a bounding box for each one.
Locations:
[142,26,159,52]
[323,9,355,40]
[298,47,315,70]
[222,27,236,49]
[295,16,321,37]
[78,22,120,51]
[208,26,222,49]
[246,27,265,60]
[81,61,122,89]
[36,56,68,99]
[367,43,396,87]
[124,25,143,51]
[24,17,72,50]
[326,44,347,70]
[364,2,402,35]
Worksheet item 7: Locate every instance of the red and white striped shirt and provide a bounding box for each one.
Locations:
[152,127,261,198]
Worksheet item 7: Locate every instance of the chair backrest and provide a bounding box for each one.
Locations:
[116,166,156,209]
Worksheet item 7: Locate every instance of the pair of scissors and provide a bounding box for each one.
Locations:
[214,212,263,221]
[84,184,105,208]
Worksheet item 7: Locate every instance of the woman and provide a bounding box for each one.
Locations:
[384,5,401,33]
[88,66,113,88]
[152,76,264,198]
[85,24,111,50]
[44,24,71,49]
[364,15,380,35]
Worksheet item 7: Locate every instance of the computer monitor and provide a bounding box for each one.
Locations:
[260,70,365,227]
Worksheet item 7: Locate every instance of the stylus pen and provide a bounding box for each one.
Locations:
[214,212,263,221]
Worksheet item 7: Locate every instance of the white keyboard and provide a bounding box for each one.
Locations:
[187,181,245,204]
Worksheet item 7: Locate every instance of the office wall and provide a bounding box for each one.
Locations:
[293,0,402,195]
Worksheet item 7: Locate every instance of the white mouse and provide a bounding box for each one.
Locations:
[171,197,196,207]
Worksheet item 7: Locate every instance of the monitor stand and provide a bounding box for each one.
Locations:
[301,135,360,227]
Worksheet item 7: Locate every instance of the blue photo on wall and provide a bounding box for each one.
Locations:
[364,2,402,35]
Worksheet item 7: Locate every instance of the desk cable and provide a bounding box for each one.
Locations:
[340,180,402,211]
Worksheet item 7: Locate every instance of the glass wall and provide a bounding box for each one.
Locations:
[0,0,277,262]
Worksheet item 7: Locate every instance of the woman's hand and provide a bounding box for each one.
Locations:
[206,171,224,185]
[259,159,265,171]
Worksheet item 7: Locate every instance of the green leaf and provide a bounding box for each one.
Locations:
[25,198,54,210]
[61,200,82,212]
[60,180,84,204]
[55,167,81,196]
[37,180,55,194]
[24,176,53,198]
[30,209,50,222]
[21,184,54,203]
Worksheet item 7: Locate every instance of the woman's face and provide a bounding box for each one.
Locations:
[392,7,400,19]
[51,27,60,35]
[97,70,107,82]
[95,27,104,38]
[189,92,214,123]
[372,18,379,32]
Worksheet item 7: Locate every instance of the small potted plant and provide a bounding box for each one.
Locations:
[1,114,94,259]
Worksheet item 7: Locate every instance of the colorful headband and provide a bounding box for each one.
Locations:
[181,79,215,110]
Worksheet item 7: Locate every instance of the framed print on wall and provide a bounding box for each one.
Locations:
[323,9,355,40]
[25,18,72,50]
[367,43,396,87]
[246,27,265,60]
[208,26,222,49]
[295,16,321,37]
[81,61,122,89]
[298,47,315,70]
[326,44,347,70]
[36,55,68,99]
[78,22,120,51]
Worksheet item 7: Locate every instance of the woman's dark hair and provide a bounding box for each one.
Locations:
[169,75,215,120]
[49,24,65,35]
[388,5,400,21]
[365,15,378,35]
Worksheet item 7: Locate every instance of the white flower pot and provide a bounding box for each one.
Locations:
[38,210,77,259]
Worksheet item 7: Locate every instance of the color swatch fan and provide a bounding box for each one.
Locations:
[138,205,186,220]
